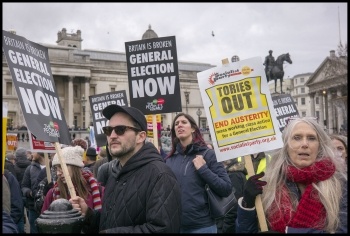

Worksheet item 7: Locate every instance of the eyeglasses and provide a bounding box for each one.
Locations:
[102,125,141,136]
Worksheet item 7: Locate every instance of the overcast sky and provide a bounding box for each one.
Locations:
[3,3,348,78]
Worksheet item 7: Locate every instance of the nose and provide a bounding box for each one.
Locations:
[109,129,118,137]
[300,138,309,147]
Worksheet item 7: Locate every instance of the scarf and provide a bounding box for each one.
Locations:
[268,159,335,233]
[53,170,102,210]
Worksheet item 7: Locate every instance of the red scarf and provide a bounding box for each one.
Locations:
[268,159,335,233]
[53,170,102,210]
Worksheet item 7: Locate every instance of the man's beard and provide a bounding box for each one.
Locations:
[110,144,136,160]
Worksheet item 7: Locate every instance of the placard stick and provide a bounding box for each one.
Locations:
[152,115,159,150]
[244,155,268,232]
[54,142,76,198]
[44,153,51,183]
[221,58,268,232]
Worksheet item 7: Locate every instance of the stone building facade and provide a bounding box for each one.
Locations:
[3,26,214,130]
[3,27,347,134]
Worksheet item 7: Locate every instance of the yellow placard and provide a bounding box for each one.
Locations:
[146,114,161,123]
[6,133,18,151]
[3,102,8,172]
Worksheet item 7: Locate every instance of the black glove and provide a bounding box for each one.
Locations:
[43,181,54,196]
[242,172,267,208]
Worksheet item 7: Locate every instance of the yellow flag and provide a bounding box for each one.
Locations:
[3,102,8,172]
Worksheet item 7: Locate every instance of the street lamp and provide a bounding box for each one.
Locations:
[184,91,190,114]
[81,94,87,129]
[196,108,202,129]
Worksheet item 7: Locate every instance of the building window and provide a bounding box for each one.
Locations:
[316,111,320,119]
[301,98,305,105]
[74,116,78,130]
[294,78,297,85]
[6,82,12,95]
[315,97,319,105]
[300,77,304,83]
[302,111,306,117]
[301,88,305,94]
[73,85,78,98]
[294,97,298,105]
[111,87,115,92]
[90,87,96,96]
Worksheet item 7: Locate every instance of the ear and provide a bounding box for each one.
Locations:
[136,131,147,144]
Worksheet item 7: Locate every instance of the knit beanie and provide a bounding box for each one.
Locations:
[71,138,88,150]
[15,147,27,160]
[52,146,84,168]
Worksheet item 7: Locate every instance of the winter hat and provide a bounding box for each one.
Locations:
[86,147,97,156]
[52,146,84,168]
[71,138,88,150]
[102,105,147,132]
[15,147,27,160]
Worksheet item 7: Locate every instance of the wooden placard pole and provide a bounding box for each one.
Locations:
[222,58,268,232]
[244,155,268,232]
[54,142,76,198]
[44,153,51,183]
[152,115,159,151]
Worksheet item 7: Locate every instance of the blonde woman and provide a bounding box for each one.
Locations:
[236,117,347,233]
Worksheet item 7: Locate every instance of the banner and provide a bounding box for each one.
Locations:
[29,131,56,153]
[271,93,299,132]
[197,57,283,162]
[2,30,71,144]
[125,36,182,114]
[6,133,18,152]
[89,91,128,147]
[89,126,97,148]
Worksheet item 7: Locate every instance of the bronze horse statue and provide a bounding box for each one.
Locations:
[268,53,292,93]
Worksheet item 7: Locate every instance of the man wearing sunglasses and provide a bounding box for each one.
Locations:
[70,104,181,233]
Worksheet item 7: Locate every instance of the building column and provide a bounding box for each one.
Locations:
[318,91,324,129]
[309,92,315,117]
[68,76,74,129]
[84,77,90,128]
[336,88,343,133]
[327,89,333,134]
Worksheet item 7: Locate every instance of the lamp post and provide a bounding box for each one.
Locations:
[196,108,202,129]
[184,91,190,114]
[81,94,87,130]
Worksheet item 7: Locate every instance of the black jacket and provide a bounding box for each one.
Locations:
[83,142,182,233]
[166,144,232,230]
[14,158,31,185]
[21,162,42,210]
[4,170,24,224]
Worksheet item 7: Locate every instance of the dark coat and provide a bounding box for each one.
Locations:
[4,160,16,175]
[82,142,182,233]
[3,210,19,233]
[21,162,42,210]
[4,170,24,224]
[217,160,247,233]
[14,157,31,185]
[166,143,232,230]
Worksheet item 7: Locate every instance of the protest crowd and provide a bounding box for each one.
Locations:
[2,29,347,234]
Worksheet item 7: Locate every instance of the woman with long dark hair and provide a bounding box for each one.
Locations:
[165,113,232,233]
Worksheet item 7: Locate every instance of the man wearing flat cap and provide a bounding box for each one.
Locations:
[70,105,182,233]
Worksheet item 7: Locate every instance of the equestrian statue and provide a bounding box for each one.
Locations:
[264,50,292,93]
